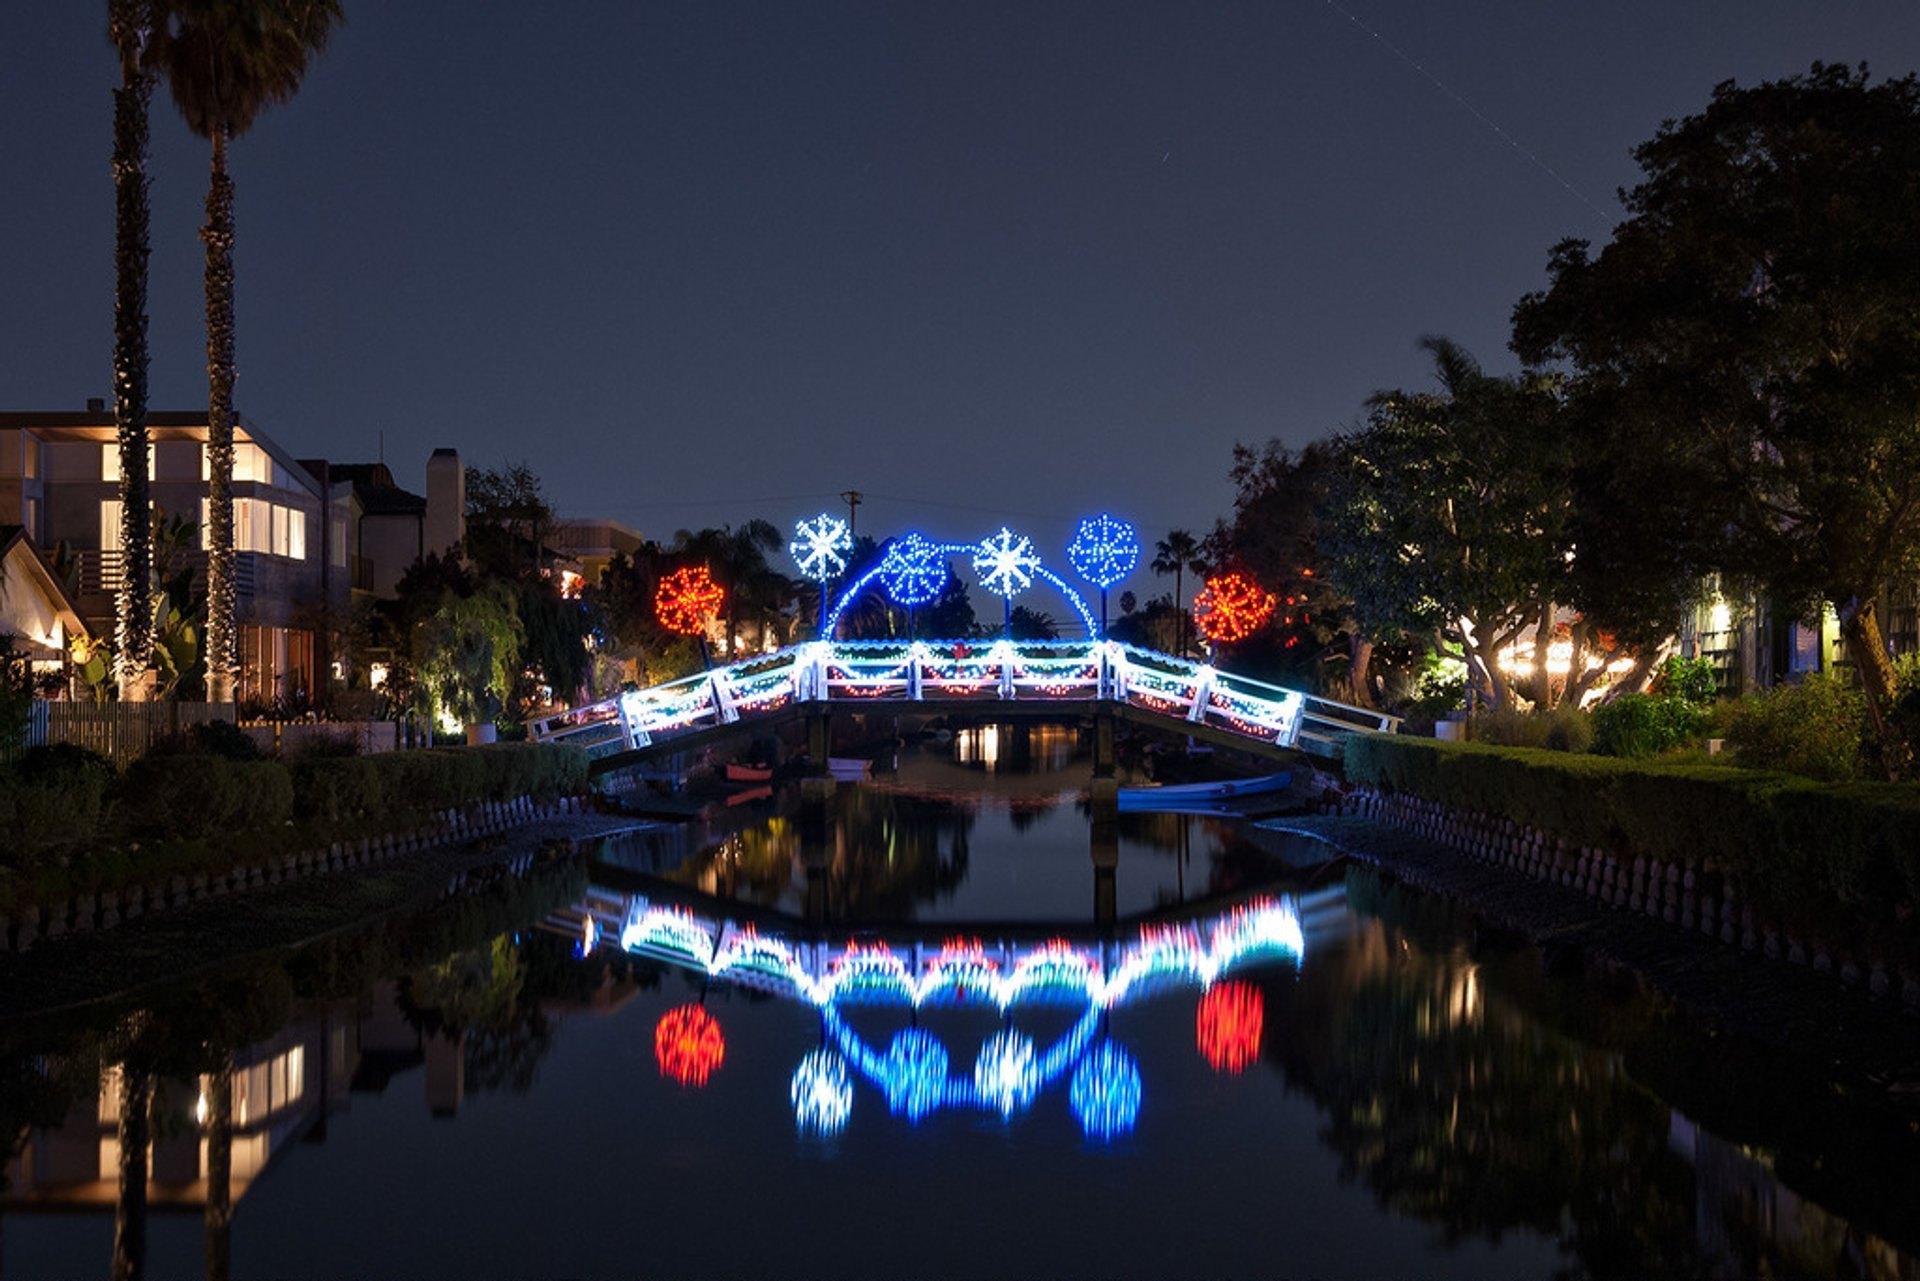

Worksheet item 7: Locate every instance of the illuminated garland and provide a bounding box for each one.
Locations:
[1193,573,1277,646]
[1067,514,1140,590]
[971,527,1039,599]
[789,512,852,582]
[655,565,726,637]
[879,533,949,608]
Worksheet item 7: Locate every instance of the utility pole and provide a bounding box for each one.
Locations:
[840,489,863,541]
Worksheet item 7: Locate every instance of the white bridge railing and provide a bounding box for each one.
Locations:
[528,639,1400,760]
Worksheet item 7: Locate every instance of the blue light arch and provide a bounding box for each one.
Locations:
[820,533,1097,638]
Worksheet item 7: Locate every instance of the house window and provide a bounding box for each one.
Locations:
[101,443,157,483]
[288,508,307,561]
[331,514,348,568]
[100,499,123,553]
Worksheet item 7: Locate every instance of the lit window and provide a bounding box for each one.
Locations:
[100,499,123,553]
[102,443,156,483]
[272,504,289,557]
[288,508,306,561]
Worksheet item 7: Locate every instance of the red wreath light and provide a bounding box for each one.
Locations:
[655,1003,726,1086]
[1193,573,1277,646]
[1196,981,1264,1073]
[655,566,726,637]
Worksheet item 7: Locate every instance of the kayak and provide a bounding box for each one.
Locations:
[1117,772,1291,808]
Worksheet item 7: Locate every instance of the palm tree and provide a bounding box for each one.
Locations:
[159,0,340,702]
[1152,529,1205,656]
[109,0,159,698]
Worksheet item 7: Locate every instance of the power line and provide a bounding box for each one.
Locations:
[1321,0,1619,228]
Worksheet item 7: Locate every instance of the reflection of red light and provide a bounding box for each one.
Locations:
[655,1004,726,1086]
[1197,982,1263,1073]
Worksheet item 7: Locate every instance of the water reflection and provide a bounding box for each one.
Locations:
[2,833,1915,1280]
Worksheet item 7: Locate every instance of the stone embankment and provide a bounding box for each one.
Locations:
[0,795,590,956]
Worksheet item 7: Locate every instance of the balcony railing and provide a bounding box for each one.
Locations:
[74,549,256,601]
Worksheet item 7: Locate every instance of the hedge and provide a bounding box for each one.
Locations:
[291,742,587,824]
[1343,734,1920,958]
[0,748,113,866]
[118,756,295,840]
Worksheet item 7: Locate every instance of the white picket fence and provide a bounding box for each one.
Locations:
[15,701,400,766]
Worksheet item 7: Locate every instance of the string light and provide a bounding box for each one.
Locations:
[971,527,1039,600]
[655,1004,726,1086]
[879,533,949,608]
[655,565,726,637]
[790,513,852,582]
[1196,981,1264,1073]
[1067,514,1140,590]
[1193,573,1277,646]
[880,1028,950,1121]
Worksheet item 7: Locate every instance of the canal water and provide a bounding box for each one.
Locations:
[4,738,1916,1280]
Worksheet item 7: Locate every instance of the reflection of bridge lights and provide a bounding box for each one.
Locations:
[1070,1040,1142,1140]
[655,1004,726,1086]
[789,513,852,582]
[1196,982,1264,1073]
[880,1029,950,1121]
[971,527,1039,600]
[880,534,949,608]
[1067,514,1140,590]
[973,1030,1040,1117]
[790,1049,854,1135]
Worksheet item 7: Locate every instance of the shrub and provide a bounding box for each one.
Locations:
[147,720,264,760]
[1649,654,1719,704]
[116,755,292,839]
[0,746,113,867]
[1473,705,1593,754]
[1590,693,1708,758]
[1723,674,1868,782]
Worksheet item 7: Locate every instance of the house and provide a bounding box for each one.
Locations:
[0,525,89,675]
[550,516,643,591]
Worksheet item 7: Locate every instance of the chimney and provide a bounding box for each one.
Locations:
[424,448,465,558]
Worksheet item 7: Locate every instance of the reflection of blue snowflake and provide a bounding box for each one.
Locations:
[970,527,1039,600]
[880,533,949,607]
[880,1028,950,1121]
[1067,514,1140,590]
[1069,1039,1141,1140]
[972,1030,1039,1117]
[789,513,852,582]
[790,1048,853,1135]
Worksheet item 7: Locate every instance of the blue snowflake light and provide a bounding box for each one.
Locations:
[1069,1040,1142,1141]
[1067,514,1140,590]
[880,1028,951,1121]
[790,513,852,583]
[790,1048,854,1135]
[972,1030,1040,1118]
[879,533,949,608]
[971,527,1040,600]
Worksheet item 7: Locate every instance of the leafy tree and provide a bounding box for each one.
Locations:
[1151,529,1206,656]
[411,580,524,731]
[1204,440,1388,702]
[1005,605,1058,640]
[465,462,551,578]
[1320,340,1572,711]
[160,0,342,701]
[1512,63,1920,764]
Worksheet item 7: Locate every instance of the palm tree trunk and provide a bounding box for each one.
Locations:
[1174,566,1185,656]
[204,1058,234,1281]
[203,128,238,705]
[111,2,155,698]
[111,1065,151,1281]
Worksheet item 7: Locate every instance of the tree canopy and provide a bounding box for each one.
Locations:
[1513,62,1920,748]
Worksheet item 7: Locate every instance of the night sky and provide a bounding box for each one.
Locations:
[7,2,1919,551]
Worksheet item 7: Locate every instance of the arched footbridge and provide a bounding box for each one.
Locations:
[530,638,1398,771]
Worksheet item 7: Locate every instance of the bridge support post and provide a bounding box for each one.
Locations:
[801,706,835,804]
[801,801,833,927]
[1090,787,1119,932]
[1089,707,1118,804]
